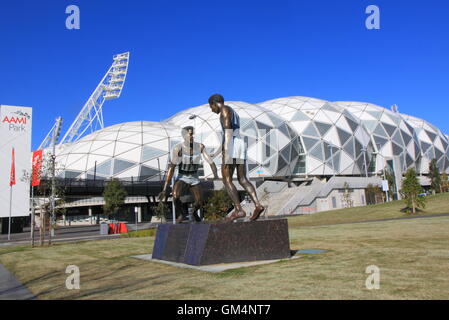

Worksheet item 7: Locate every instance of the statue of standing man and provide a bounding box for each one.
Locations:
[208,94,265,222]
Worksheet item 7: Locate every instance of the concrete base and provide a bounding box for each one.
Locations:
[152,219,291,266]
[133,253,300,273]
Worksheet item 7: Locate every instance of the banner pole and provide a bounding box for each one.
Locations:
[8,185,12,241]
[31,186,35,246]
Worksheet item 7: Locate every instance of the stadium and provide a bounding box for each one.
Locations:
[37,53,449,223]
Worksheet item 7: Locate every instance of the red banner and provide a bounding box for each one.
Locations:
[32,150,43,187]
[10,148,16,186]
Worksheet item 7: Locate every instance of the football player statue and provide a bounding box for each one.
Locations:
[160,126,218,223]
[208,94,265,222]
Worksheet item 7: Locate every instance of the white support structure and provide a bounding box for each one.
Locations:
[58,52,130,146]
[38,117,64,151]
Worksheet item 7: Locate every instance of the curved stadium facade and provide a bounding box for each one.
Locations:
[56,96,449,181]
[47,96,448,220]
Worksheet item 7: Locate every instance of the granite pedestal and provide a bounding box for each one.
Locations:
[152,219,291,266]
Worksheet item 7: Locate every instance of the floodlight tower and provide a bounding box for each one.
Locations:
[58,52,130,146]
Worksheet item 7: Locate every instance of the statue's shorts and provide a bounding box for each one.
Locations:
[229,135,246,161]
[176,172,201,186]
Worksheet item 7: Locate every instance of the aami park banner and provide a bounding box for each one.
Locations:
[0,105,32,218]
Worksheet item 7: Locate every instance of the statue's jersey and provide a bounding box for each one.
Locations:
[177,142,202,174]
[220,107,246,160]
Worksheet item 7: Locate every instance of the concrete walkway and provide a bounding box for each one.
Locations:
[0,264,35,300]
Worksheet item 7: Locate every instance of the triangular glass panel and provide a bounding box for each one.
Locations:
[303,123,320,137]
[425,130,437,142]
[291,111,310,121]
[322,103,339,113]
[302,136,319,151]
[392,131,404,146]
[139,165,160,180]
[278,124,291,139]
[421,142,431,152]
[373,124,388,138]
[113,159,136,175]
[95,160,112,176]
[392,142,403,156]
[382,123,397,137]
[280,145,291,162]
[255,121,272,134]
[315,121,332,137]
[346,118,359,132]
[401,130,412,146]
[310,143,324,161]
[141,146,166,162]
[343,139,355,159]
[337,128,352,146]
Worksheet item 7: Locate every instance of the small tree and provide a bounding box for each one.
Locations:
[103,179,127,219]
[401,168,426,214]
[428,159,441,194]
[203,188,233,221]
[366,183,383,205]
[342,182,354,208]
[440,172,448,193]
[155,192,169,222]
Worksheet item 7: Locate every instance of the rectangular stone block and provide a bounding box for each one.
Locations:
[151,219,291,266]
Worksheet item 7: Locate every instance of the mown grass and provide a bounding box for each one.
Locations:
[0,194,448,299]
[288,192,449,227]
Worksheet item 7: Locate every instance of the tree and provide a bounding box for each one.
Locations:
[203,188,233,221]
[22,151,67,247]
[440,172,448,193]
[366,183,383,205]
[155,192,169,222]
[342,182,354,208]
[428,159,441,194]
[401,168,426,214]
[103,179,127,218]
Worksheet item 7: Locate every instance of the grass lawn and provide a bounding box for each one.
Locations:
[1,194,448,300]
[289,192,449,227]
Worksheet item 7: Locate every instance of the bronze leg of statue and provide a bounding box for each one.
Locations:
[236,162,265,221]
[172,180,186,223]
[221,160,246,222]
[190,184,203,222]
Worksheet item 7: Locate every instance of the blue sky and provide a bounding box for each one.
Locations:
[0,0,448,149]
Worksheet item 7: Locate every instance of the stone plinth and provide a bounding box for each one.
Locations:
[151,219,291,266]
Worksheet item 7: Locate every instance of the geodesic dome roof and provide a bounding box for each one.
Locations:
[400,114,449,173]
[259,97,373,175]
[165,101,302,178]
[55,121,181,181]
[335,101,422,173]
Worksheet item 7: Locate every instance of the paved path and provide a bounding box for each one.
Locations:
[0,264,35,300]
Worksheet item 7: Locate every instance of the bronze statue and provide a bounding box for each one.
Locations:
[160,126,218,223]
[208,94,265,222]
